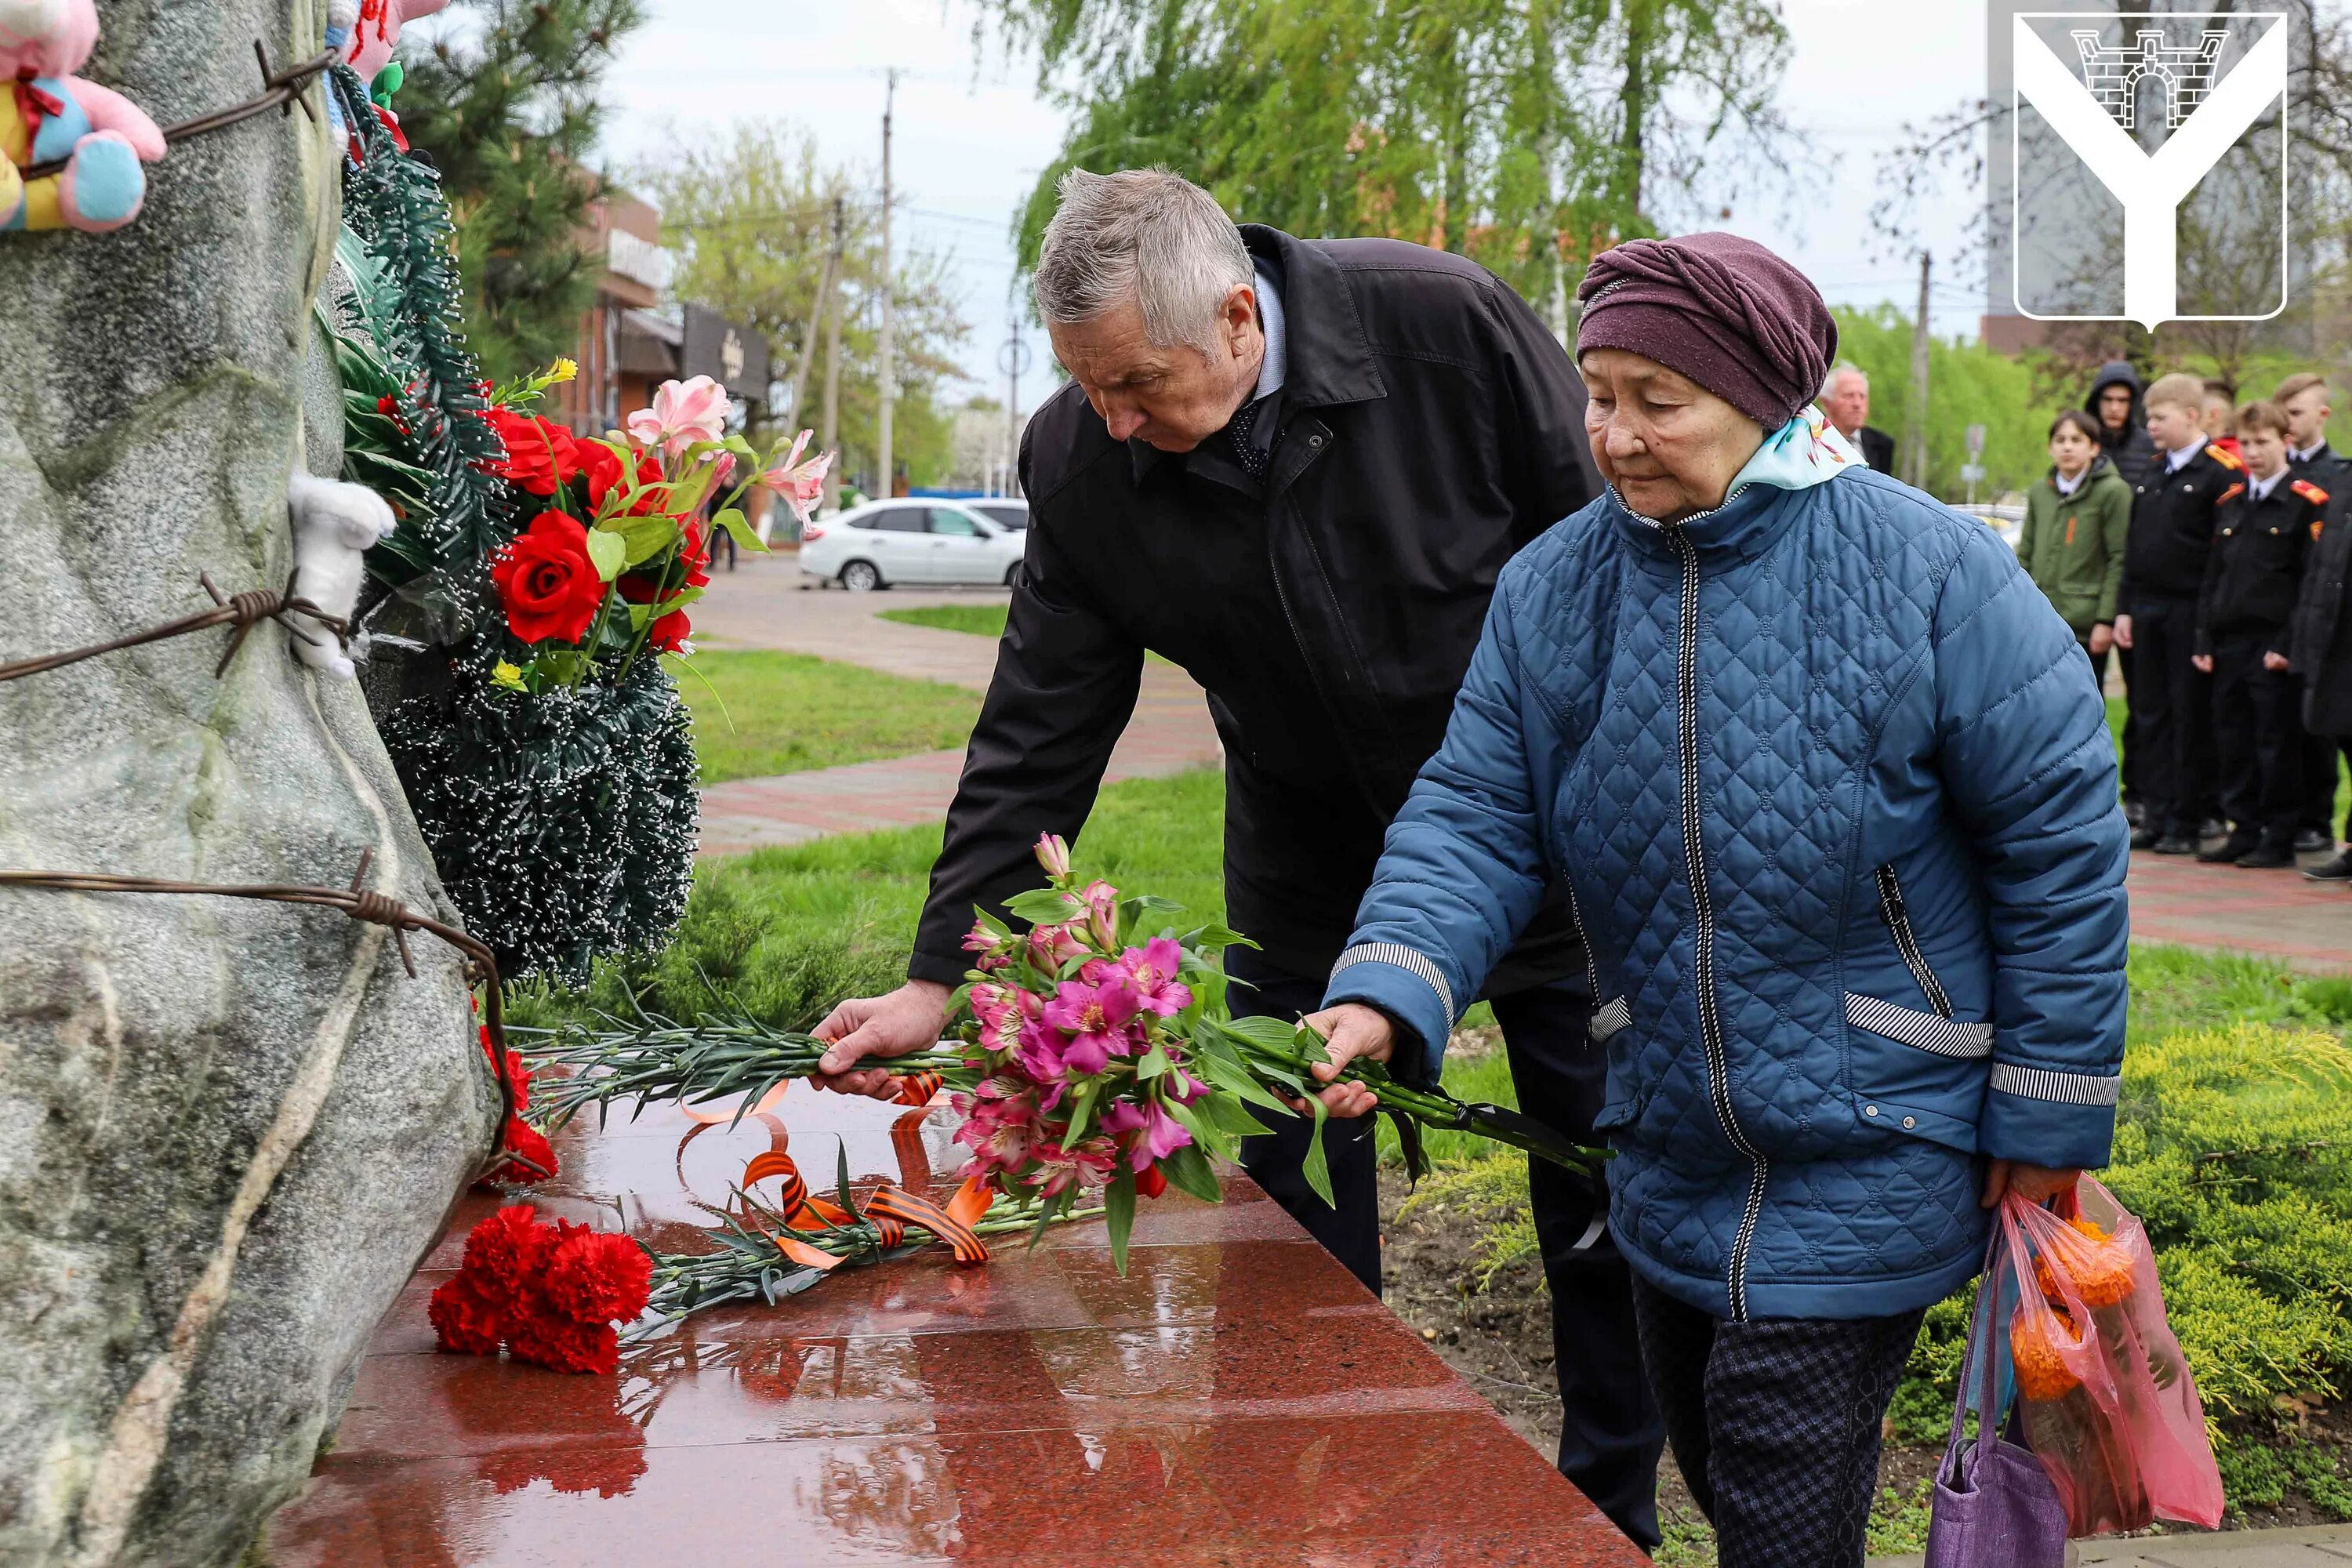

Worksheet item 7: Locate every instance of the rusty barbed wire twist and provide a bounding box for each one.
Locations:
[20,42,339,183]
[0,570,347,684]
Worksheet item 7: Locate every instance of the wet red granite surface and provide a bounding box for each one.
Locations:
[260,1085,1639,1566]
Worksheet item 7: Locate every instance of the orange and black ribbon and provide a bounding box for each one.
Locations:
[739,1146,993,1269]
[894,1072,945,1107]
[864,1184,989,1265]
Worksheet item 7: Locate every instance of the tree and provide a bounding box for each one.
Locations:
[975,0,1803,315]
[635,122,972,490]
[396,0,646,380]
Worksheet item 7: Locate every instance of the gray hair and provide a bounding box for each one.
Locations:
[1820,361,1867,398]
[1033,168,1254,356]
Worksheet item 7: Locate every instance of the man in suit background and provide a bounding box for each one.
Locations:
[1820,361,1896,472]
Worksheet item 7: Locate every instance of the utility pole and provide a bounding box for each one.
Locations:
[1000,316,1031,499]
[789,195,844,428]
[820,198,845,514]
[1906,250,1932,491]
[877,70,898,499]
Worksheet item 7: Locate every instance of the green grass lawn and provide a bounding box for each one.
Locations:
[878,604,1009,638]
[670,650,982,784]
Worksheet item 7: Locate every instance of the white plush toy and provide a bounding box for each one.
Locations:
[286,472,395,681]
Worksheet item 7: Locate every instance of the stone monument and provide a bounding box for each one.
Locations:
[0,3,495,1563]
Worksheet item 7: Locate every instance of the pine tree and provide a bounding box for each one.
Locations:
[395,0,646,380]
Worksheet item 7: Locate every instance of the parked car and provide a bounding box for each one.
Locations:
[797,499,1026,591]
[967,499,1029,532]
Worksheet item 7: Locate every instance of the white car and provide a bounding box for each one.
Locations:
[797,499,1026,591]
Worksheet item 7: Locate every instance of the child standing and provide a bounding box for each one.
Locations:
[2021,409,2132,690]
[2194,401,2325,867]
[2118,372,2239,855]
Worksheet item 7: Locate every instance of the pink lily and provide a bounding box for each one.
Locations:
[760,429,837,529]
[1034,833,1073,880]
[1014,1019,1070,1084]
[964,920,1014,973]
[1078,880,1120,949]
[1116,938,1192,1017]
[626,376,730,456]
[1027,922,1087,971]
[1043,975,1143,1076]
[1027,1136,1116,1198]
[1102,1098,1193,1171]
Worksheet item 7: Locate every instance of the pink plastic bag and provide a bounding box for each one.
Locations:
[1997,1177,2224,1536]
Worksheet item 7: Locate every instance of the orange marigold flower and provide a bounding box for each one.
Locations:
[2012,1304,2085,1403]
[2032,1218,2137,1309]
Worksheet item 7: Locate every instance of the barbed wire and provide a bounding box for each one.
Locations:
[21,42,337,183]
[0,571,345,684]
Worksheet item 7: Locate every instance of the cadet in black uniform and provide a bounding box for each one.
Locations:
[2279,372,2351,862]
[2118,373,2240,855]
[2194,401,2324,868]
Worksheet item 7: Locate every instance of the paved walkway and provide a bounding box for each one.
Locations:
[1869,1521,2352,1566]
[691,556,1222,856]
[688,554,2352,971]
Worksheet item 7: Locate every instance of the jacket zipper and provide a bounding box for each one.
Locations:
[1663,520,1769,1323]
[1875,866,1952,1018]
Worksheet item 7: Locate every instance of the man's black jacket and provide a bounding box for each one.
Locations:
[2293,485,2352,737]
[2122,443,2242,608]
[2197,472,2324,655]
[909,227,1596,996]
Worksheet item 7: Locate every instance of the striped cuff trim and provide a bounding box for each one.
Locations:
[1591,996,1632,1044]
[1989,1062,2122,1107]
[1330,943,1457,1027]
[1846,993,1994,1060]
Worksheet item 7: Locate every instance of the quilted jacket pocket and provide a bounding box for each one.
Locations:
[1845,992,1991,1153]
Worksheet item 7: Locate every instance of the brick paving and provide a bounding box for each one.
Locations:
[691,554,1222,856]
[1868,1520,2352,1566]
[690,554,2352,972]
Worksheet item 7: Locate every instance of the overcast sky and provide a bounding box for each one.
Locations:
[588,0,1991,402]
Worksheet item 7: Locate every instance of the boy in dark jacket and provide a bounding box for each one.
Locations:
[2293,478,2352,880]
[2118,372,2238,854]
[2279,372,2351,863]
[2194,401,2324,867]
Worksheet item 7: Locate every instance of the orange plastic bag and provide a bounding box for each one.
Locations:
[1998,1177,2224,1536]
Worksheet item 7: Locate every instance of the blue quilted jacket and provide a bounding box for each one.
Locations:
[1325,445,2129,1322]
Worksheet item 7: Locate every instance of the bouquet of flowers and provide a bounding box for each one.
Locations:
[528,835,1602,1273]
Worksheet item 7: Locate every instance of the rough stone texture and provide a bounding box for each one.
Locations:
[0,5,497,1566]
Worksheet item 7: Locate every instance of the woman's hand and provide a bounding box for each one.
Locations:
[2089,622,2114,656]
[1982,1158,2082,1209]
[2264,649,2292,672]
[2191,652,2213,674]
[2114,614,2133,651]
[1301,1004,1396,1117]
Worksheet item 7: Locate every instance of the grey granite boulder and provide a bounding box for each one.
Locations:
[0,5,497,1565]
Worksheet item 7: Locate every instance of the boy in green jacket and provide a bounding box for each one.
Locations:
[2021,408,2133,687]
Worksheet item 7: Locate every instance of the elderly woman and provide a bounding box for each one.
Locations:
[1308,234,2128,1565]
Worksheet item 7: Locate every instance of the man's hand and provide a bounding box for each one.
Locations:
[2265,649,2292,672]
[1982,1158,2081,1209]
[2192,652,2213,673]
[813,979,953,1098]
[2089,622,2114,657]
[1301,1003,1397,1117]
[2114,614,2133,651]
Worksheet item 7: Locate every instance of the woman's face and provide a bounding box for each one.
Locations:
[1578,348,1766,522]
[2050,424,2095,476]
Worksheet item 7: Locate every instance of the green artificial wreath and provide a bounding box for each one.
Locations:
[325,64,699,985]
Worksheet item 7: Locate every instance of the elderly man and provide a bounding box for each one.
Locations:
[1820,361,1895,472]
[811,167,1665,1550]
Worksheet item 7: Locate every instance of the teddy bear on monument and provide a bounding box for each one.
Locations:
[0,0,165,233]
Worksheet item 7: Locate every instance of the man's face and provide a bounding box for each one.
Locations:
[2202,397,2234,440]
[2241,425,2288,479]
[2145,399,2203,452]
[1047,289,1261,452]
[2098,384,2134,432]
[1822,371,1868,436]
[2283,387,2332,450]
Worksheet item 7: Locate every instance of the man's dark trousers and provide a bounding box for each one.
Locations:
[2212,635,2305,847]
[1228,947,1667,1552]
[2129,595,2218,836]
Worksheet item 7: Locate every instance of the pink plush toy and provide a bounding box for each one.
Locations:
[0,0,165,234]
[341,0,450,84]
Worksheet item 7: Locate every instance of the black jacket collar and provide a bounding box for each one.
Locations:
[1127,227,1389,488]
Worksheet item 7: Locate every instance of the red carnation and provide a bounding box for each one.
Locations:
[541,1229,654,1326]
[491,1115,557,1184]
[506,1305,620,1375]
[490,512,605,646]
[428,1272,506,1355]
[462,1204,560,1306]
[484,408,579,497]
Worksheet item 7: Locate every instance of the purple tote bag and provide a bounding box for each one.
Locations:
[1924,1242,2070,1567]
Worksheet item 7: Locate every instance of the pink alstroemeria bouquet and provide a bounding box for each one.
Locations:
[527,835,1602,1272]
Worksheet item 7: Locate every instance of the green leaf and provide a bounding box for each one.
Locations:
[712,506,771,554]
[1182,923,1258,952]
[1389,1109,1429,1185]
[1220,1014,1305,1056]
[583,528,626,582]
[1104,1167,1136,1276]
[1004,887,1085,926]
[603,513,679,568]
[1301,1097,1335,1209]
[1160,1141,1223,1203]
[1063,1078,1103,1147]
[1136,1042,1170,1080]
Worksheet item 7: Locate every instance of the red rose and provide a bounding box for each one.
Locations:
[540,1229,654,1325]
[579,441,665,516]
[428,1272,506,1355]
[484,408,579,497]
[491,512,605,646]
